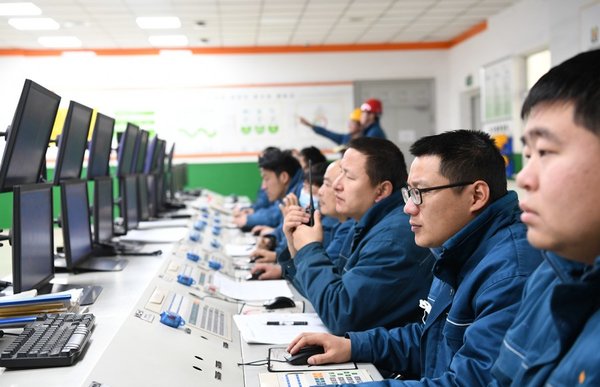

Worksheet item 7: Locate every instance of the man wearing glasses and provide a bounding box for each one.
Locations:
[287,130,543,386]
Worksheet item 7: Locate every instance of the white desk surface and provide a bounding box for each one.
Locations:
[0,220,383,387]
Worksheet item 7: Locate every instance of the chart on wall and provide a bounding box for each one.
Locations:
[79,83,353,155]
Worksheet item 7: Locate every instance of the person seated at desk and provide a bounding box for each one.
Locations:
[491,49,600,386]
[233,146,279,218]
[269,138,434,335]
[252,160,353,289]
[288,130,543,386]
[251,161,329,264]
[233,148,303,230]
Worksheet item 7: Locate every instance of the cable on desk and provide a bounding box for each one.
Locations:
[237,358,288,366]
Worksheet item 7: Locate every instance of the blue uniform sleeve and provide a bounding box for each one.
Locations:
[336,276,532,387]
[245,202,282,228]
[347,324,424,377]
[293,237,431,336]
[312,125,349,145]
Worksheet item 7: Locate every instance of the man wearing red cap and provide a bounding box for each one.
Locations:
[360,98,387,139]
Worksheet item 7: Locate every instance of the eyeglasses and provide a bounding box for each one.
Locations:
[401,181,474,206]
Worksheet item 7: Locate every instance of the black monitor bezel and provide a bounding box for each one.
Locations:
[0,79,61,192]
[132,129,149,174]
[53,100,93,185]
[116,123,140,178]
[60,179,94,271]
[86,112,115,180]
[93,176,114,245]
[120,174,139,231]
[12,183,55,294]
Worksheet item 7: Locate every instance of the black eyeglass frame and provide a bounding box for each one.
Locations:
[401,181,475,206]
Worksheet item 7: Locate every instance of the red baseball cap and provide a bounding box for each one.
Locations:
[360,98,383,115]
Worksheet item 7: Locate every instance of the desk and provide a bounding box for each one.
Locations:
[0,210,382,387]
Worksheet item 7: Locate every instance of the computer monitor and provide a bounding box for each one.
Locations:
[146,173,158,219]
[143,135,158,174]
[61,179,127,272]
[155,139,166,174]
[171,164,186,195]
[86,112,115,179]
[93,176,114,245]
[116,123,139,177]
[132,129,149,174]
[138,174,150,221]
[12,183,54,294]
[166,143,175,173]
[0,79,60,192]
[53,101,93,184]
[120,175,139,231]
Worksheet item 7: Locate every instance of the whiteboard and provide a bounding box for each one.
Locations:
[74,83,354,155]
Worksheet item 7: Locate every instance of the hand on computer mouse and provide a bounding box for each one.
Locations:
[286,332,351,365]
[246,269,265,281]
[251,264,282,280]
[285,345,325,365]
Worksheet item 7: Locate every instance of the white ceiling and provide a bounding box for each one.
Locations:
[0,0,520,50]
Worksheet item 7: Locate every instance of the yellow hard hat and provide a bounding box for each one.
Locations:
[349,108,361,121]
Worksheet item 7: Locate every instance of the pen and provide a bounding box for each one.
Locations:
[266,321,308,326]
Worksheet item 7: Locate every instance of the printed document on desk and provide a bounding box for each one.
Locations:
[212,272,293,301]
[117,227,188,243]
[233,313,328,344]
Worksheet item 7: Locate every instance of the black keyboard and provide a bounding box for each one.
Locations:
[0,313,95,368]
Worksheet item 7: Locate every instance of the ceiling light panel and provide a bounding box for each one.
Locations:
[0,2,41,16]
[136,16,181,29]
[8,17,60,30]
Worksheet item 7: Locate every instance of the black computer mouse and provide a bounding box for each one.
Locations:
[285,345,325,365]
[246,269,265,281]
[263,296,295,310]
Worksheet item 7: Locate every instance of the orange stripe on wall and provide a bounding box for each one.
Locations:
[0,23,487,57]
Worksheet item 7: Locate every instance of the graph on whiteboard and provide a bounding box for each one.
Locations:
[82,83,353,154]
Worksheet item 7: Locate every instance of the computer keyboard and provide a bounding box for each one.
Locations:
[0,312,95,368]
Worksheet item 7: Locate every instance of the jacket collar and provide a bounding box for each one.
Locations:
[286,168,305,197]
[430,191,520,288]
[544,251,600,284]
[350,190,404,250]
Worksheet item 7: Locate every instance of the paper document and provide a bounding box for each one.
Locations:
[233,313,328,344]
[224,243,255,257]
[117,227,188,243]
[212,272,292,301]
[137,219,189,229]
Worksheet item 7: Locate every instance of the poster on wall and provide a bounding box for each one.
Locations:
[74,83,353,157]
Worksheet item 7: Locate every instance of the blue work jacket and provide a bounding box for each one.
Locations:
[312,125,351,145]
[279,218,354,297]
[251,188,271,211]
[293,190,434,335]
[491,253,600,386]
[345,192,543,386]
[362,120,386,139]
[245,168,304,228]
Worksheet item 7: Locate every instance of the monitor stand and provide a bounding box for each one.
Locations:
[38,282,103,306]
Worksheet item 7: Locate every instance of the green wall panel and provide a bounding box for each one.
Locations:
[0,162,261,228]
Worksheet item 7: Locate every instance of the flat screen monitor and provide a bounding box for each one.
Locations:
[12,183,54,294]
[120,175,139,231]
[0,79,60,192]
[93,176,114,244]
[53,101,93,184]
[143,135,158,174]
[138,174,150,221]
[171,164,186,195]
[86,112,115,179]
[166,143,175,173]
[146,173,157,219]
[61,179,126,273]
[116,123,139,177]
[132,129,149,174]
[155,139,166,174]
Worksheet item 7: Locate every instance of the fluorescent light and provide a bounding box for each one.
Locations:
[9,17,60,30]
[148,35,188,47]
[38,36,82,48]
[136,16,181,29]
[0,2,41,16]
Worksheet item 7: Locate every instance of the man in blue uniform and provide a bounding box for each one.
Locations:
[491,49,600,386]
[283,137,433,335]
[288,130,543,386]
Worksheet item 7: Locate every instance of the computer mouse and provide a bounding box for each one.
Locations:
[263,296,296,310]
[246,269,265,281]
[285,345,325,365]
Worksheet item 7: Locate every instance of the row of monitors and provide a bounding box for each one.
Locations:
[0,79,172,193]
[11,166,186,296]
